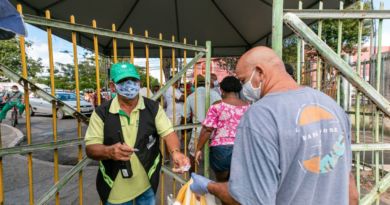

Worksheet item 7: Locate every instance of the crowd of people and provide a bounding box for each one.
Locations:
[84,46,357,205]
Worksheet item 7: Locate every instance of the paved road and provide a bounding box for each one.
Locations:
[13,114,94,165]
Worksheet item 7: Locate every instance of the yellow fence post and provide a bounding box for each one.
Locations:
[171,35,177,197]
[17,4,35,205]
[92,20,101,106]
[112,24,118,63]
[145,30,150,97]
[183,38,188,180]
[159,32,165,205]
[70,15,84,205]
[45,9,60,205]
[129,28,134,64]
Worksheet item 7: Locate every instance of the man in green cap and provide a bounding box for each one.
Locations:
[85,62,190,205]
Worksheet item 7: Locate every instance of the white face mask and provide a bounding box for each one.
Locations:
[242,70,262,102]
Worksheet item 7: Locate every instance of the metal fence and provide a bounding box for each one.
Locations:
[1,1,390,205]
[0,4,214,204]
[284,1,390,204]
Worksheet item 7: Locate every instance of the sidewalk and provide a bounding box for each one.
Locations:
[0,120,100,205]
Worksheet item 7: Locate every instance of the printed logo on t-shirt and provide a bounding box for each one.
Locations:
[296,104,346,174]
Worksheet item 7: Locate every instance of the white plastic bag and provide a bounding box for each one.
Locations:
[172,179,216,205]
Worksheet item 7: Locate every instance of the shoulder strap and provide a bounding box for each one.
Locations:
[142,97,159,117]
[95,99,113,122]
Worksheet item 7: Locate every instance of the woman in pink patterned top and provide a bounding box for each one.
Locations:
[195,76,249,183]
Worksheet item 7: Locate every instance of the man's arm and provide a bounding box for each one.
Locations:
[208,182,240,205]
[349,173,359,205]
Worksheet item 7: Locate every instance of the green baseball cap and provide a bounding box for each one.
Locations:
[110,63,140,83]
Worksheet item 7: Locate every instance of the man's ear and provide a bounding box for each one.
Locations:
[109,82,116,92]
[254,65,265,83]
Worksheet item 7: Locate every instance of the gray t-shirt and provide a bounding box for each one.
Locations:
[229,87,352,205]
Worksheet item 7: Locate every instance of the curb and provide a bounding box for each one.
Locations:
[1,123,24,148]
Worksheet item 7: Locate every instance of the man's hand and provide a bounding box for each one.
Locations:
[108,143,135,161]
[190,173,212,195]
[171,151,190,173]
[195,150,202,165]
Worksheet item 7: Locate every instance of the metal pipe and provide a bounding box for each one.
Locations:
[129,28,134,64]
[355,2,364,196]
[204,41,212,178]
[161,166,187,185]
[23,14,206,52]
[36,157,92,205]
[145,30,150,97]
[17,5,34,205]
[194,40,199,173]
[316,2,323,91]
[272,0,284,57]
[374,3,384,204]
[283,10,390,19]
[151,52,205,101]
[183,37,188,180]
[45,10,60,205]
[112,24,117,63]
[336,2,344,105]
[92,20,101,106]
[171,35,177,197]
[0,139,83,157]
[361,170,390,205]
[158,33,165,205]
[283,13,390,117]
[70,15,84,205]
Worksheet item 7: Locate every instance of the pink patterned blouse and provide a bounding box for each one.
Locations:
[202,102,250,146]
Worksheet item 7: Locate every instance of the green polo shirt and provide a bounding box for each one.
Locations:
[85,96,174,203]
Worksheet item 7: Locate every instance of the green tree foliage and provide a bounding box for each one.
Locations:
[283,1,371,65]
[38,53,108,91]
[0,38,44,79]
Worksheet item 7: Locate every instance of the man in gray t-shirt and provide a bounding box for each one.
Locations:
[189,47,358,205]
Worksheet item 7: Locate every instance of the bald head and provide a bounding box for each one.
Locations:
[235,46,298,98]
[236,47,285,78]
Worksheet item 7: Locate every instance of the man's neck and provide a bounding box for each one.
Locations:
[118,95,139,115]
[263,76,300,96]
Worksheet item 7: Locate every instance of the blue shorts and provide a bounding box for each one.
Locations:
[210,145,233,172]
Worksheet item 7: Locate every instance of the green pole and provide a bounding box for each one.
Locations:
[296,1,303,85]
[355,2,364,198]
[272,0,284,58]
[204,41,212,178]
[316,1,323,91]
[374,3,384,204]
[336,1,344,105]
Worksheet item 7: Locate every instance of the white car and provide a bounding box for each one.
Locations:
[29,92,94,119]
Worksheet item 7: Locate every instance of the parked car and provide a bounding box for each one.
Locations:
[29,92,94,119]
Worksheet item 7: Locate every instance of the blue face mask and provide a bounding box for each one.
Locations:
[115,79,140,99]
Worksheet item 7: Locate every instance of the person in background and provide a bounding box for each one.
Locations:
[195,76,249,186]
[152,85,160,96]
[284,63,295,80]
[183,75,221,173]
[0,85,25,122]
[139,81,153,98]
[164,79,184,127]
[211,73,221,96]
[190,46,358,205]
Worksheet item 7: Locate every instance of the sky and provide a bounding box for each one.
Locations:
[24,0,390,81]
